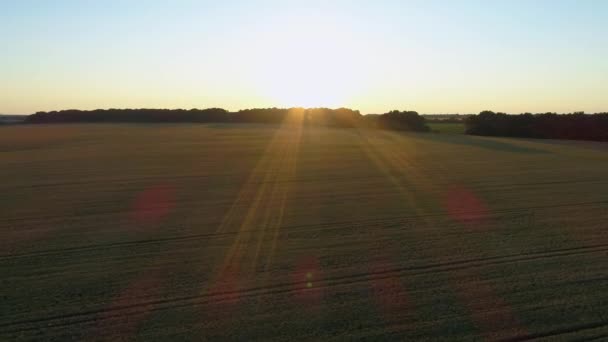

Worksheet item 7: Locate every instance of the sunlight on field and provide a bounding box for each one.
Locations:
[2,123,608,340]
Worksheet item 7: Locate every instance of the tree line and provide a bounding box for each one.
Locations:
[465,111,608,141]
[23,108,608,141]
[24,108,431,132]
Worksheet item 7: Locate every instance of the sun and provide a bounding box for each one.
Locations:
[255,47,363,109]
[247,13,371,109]
[263,73,354,109]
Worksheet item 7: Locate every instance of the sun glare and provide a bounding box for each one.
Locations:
[248,13,370,108]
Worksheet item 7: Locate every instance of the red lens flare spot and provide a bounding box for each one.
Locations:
[130,183,176,225]
[205,266,242,325]
[453,272,527,339]
[370,258,410,321]
[209,267,241,305]
[443,185,489,225]
[94,271,165,339]
[291,256,323,309]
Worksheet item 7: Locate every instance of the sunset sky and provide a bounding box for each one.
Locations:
[1,0,607,114]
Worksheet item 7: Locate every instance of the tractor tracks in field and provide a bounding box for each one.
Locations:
[0,172,386,194]
[2,172,605,192]
[2,242,608,334]
[501,320,608,341]
[3,199,608,260]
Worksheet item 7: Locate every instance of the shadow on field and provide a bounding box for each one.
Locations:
[411,133,550,154]
[517,137,608,152]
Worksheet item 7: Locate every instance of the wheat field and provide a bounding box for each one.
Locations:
[2,124,608,340]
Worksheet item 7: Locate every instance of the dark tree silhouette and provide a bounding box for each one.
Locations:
[363,110,430,132]
[24,108,430,132]
[465,111,608,141]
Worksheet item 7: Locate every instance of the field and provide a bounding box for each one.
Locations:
[2,123,608,341]
[428,122,467,134]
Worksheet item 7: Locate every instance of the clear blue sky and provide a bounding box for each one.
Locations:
[1,0,607,114]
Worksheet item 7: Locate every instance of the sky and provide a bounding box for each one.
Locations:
[1,0,607,114]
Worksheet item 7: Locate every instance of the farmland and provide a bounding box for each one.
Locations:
[2,123,608,340]
[428,122,466,134]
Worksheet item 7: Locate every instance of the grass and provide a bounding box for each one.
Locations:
[428,121,466,134]
[2,123,608,340]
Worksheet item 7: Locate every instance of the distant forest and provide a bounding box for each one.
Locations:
[19,108,608,142]
[25,108,430,132]
[465,111,608,142]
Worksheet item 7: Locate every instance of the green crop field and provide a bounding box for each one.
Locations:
[2,124,608,340]
[428,122,467,134]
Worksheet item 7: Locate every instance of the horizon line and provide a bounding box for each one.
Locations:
[4,107,608,116]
